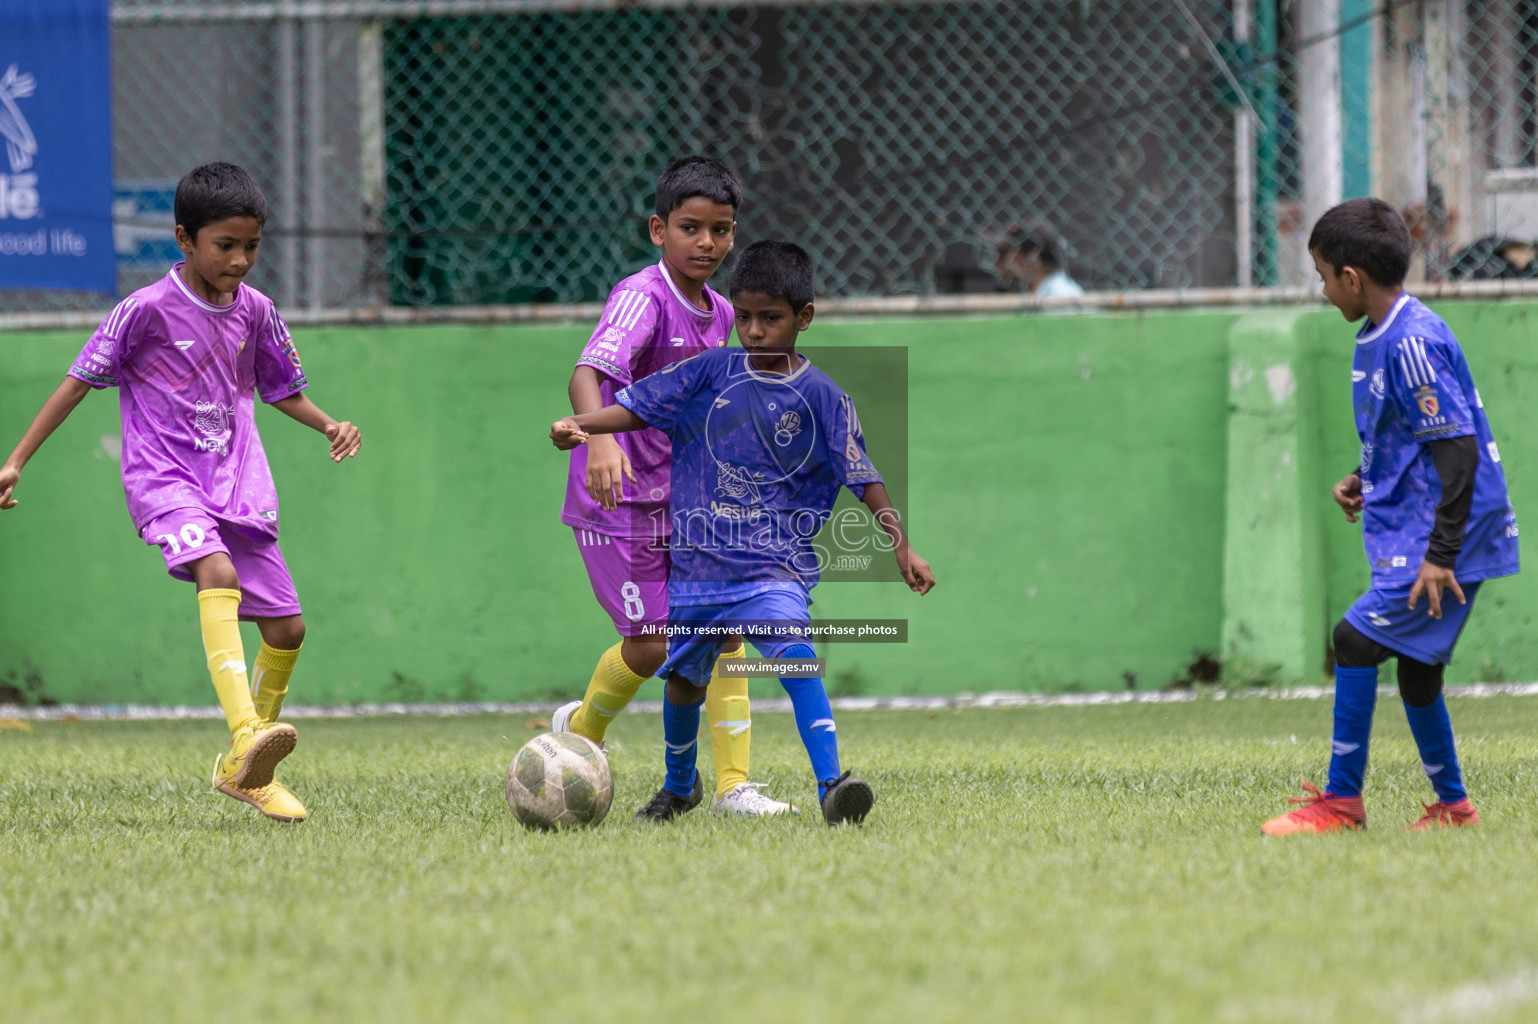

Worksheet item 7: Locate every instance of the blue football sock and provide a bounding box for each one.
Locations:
[1402,696,1467,804]
[1326,665,1379,798]
[778,644,842,799]
[662,696,703,797]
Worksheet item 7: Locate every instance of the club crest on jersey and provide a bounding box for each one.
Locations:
[1369,369,1386,399]
[1416,386,1440,418]
[192,400,232,456]
[774,410,803,446]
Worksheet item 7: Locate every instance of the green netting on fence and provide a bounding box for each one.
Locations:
[5,1,1538,313]
[381,1,1239,305]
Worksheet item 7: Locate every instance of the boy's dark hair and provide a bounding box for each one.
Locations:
[174,162,268,241]
[654,156,742,220]
[1308,197,1411,287]
[1001,220,1062,269]
[729,240,815,312]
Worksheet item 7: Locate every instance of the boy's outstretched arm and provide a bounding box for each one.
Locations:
[549,405,647,451]
[0,376,93,510]
[271,393,362,463]
[570,365,632,512]
[859,482,936,595]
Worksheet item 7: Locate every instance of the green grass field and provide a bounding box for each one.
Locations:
[5,697,1538,1023]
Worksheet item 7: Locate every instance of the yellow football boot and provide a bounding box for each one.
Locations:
[213,721,297,791]
[215,775,309,823]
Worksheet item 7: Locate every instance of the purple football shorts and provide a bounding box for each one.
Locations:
[141,508,302,620]
[573,527,669,638]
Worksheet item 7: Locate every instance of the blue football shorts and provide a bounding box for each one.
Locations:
[658,586,816,685]
[1344,580,1483,666]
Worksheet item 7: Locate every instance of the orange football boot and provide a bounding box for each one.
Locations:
[1407,798,1481,831]
[1261,781,1366,835]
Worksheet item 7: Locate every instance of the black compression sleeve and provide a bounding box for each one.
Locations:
[1425,435,1480,568]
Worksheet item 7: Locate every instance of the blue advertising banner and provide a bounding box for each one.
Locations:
[0,0,114,293]
[113,180,180,268]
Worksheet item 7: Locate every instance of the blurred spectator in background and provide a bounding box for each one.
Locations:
[1446,236,1538,281]
[995,221,1084,299]
[932,241,1000,294]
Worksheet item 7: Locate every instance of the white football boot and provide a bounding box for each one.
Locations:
[551,700,581,734]
[551,699,606,752]
[712,781,796,817]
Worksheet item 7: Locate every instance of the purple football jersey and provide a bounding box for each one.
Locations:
[69,264,308,537]
[560,262,733,539]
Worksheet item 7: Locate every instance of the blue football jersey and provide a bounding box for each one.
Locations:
[1352,294,1519,585]
[615,348,883,593]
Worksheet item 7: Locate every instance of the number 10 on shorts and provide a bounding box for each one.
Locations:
[156,522,206,556]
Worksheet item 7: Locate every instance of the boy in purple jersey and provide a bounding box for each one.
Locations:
[1263,198,1519,836]
[552,241,936,825]
[0,163,360,823]
[550,157,790,817]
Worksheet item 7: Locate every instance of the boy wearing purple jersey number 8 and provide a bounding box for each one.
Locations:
[0,163,361,823]
[550,157,790,817]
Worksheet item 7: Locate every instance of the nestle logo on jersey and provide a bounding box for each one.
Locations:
[709,501,758,520]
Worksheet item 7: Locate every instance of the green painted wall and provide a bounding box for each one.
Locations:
[0,312,1236,704]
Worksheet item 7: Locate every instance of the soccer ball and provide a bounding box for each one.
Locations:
[505,732,613,831]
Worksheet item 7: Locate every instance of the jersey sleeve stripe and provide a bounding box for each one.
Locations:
[622,294,651,330]
[603,291,628,327]
[608,290,641,328]
[1399,342,1431,387]
[615,294,637,328]
[102,298,126,336]
[101,297,139,339]
[1415,337,1438,382]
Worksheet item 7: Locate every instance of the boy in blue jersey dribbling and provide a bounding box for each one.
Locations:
[551,240,935,825]
[1263,198,1520,836]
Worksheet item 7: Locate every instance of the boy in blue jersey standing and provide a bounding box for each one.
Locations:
[1263,198,1520,835]
[551,241,935,825]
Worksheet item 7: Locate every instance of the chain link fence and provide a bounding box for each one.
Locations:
[6,0,1538,315]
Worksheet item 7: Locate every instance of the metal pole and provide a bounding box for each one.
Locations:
[1299,0,1343,281]
[278,17,299,311]
[1234,0,1253,288]
[1339,0,1372,197]
[358,18,388,306]
[305,17,326,310]
[1253,0,1280,287]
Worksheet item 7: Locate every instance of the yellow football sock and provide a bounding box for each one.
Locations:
[198,589,258,735]
[707,644,752,799]
[570,642,648,742]
[252,641,301,724]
